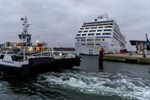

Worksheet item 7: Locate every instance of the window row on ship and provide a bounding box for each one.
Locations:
[83,20,113,26]
[114,23,121,32]
[113,29,126,43]
[114,28,124,39]
[82,23,113,27]
[80,43,106,47]
[113,36,125,46]
[80,25,112,30]
[76,38,111,42]
[75,37,125,43]
[78,29,112,33]
[113,27,124,40]
[76,32,112,36]
[113,33,126,44]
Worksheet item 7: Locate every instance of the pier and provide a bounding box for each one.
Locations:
[103,53,150,64]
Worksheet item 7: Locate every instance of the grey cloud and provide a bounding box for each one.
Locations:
[0,0,149,50]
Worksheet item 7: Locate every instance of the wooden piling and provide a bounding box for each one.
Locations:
[99,48,104,67]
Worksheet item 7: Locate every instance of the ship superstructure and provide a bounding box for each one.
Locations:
[75,14,126,55]
[16,16,48,53]
[18,16,32,46]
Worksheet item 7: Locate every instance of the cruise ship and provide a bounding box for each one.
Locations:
[75,14,126,55]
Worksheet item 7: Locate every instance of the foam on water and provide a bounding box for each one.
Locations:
[42,71,150,100]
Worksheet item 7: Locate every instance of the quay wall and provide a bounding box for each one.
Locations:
[103,53,150,64]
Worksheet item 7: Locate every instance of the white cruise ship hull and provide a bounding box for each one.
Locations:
[75,41,121,55]
[77,46,100,55]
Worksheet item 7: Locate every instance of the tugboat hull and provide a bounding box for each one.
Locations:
[0,57,81,77]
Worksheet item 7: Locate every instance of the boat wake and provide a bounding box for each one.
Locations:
[41,70,150,100]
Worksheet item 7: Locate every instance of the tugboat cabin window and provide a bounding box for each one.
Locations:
[7,52,15,55]
[54,52,59,56]
[1,52,6,54]
[42,52,51,56]
[0,55,4,59]
[19,35,23,39]
[33,54,41,56]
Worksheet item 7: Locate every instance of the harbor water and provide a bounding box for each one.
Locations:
[0,55,150,100]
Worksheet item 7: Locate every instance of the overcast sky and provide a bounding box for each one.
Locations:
[0,0,150,50]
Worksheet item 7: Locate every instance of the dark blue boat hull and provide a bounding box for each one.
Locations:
[0,57,81,77]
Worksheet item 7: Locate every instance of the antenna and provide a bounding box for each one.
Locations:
[20,16,32,34]
[20,16,32,60]
[146,34,148,41]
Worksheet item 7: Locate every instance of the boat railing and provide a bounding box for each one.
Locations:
[28,50,78,59]
[29,51,53,59]
[52,51,77,59]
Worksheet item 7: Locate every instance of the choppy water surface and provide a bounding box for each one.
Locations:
[0,55,150,100]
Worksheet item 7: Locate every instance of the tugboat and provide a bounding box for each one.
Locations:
[0,17,80,77]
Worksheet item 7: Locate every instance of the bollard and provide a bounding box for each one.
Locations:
[99,48,104,67]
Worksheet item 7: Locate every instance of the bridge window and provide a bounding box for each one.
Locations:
[82,34,86,36]
[96,33,101,35]
[104,29,112,31]
[78,31,82,33]
[87,39,94,41]
[88,33,95,36]
[95,39,101,41]
[97,30,102,32]
[84,30,88,32]
[89,30,96,32]
[103,33,111,35]
[76,34,81,36]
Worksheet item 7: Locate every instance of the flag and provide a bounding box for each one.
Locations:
[146,34,150,50]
